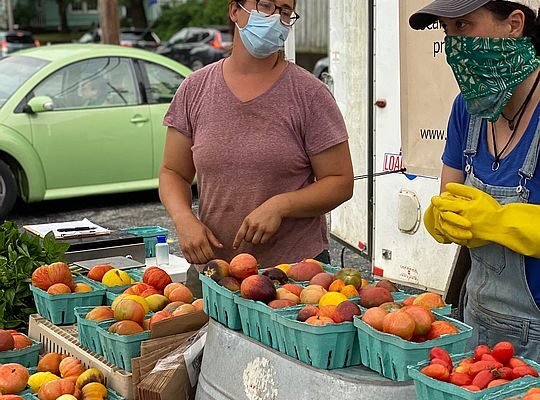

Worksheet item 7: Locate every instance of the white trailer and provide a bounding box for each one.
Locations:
[328,0,468,303]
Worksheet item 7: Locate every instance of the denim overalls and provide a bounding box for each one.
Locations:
[462,114,540,361]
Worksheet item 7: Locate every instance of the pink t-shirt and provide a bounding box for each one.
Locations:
[163,60,348,267]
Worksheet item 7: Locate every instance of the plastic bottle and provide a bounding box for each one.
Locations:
[155,235,169,266]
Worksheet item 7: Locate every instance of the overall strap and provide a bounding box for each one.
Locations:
[464,115,484,173]
[519,116,540,180]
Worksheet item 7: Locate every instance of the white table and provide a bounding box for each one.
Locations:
[145,254,190,283]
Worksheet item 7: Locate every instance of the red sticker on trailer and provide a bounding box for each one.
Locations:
[373,266,384,276]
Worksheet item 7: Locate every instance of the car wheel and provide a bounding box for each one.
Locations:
[190,59,204,71]
[0,159,17,219]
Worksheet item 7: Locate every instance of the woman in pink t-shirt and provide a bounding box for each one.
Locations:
[160,0,353,296]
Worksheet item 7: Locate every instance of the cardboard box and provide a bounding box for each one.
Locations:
[150,310,208,339]
[136,328,207,400]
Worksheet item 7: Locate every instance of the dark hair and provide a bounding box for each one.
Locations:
[484,1,540,54]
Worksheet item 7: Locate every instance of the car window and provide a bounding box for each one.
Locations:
[0,55,48,108]
[170,29,189,44]
[185,31,202,43]
[32,57,140,110]
[143,32,157,42]
[142,61,184,104]
[6,32,34,44]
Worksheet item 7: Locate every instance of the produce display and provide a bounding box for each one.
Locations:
[508,387,540,399]
[82,267,203,335]
[0,330,33,351]
[420,343,539,391]
[361,303,458,341]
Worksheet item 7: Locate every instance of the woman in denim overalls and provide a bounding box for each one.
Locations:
[410,0,540,360]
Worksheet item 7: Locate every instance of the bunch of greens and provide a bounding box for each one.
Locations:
[0,221,70,330]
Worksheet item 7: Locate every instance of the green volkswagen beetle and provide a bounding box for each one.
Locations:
[0,44,191,218]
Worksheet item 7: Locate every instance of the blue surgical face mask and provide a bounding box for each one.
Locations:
[236,4,290,59]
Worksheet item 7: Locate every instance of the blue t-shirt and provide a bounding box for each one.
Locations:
[443,95,540,306]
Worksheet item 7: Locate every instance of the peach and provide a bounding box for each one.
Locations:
[280,283,303,297]
[218,277,241,292]
[148,311,172,329]
[299,285,327,304]
[306,316,335,325]
[362,307,388,331]
[333,300,361,323]
[268,299,296,309]
[47,283,71,295]
[229,253,258,280]
[164,282,184,299]
[413,292,445,309]
[192,298,204,311]
[87,264,113,282]
[287,261,323,281]
[383,311,416,340]
[296,305,319,322]
[163,301,186,314]
[328,279,346,293]
[426,321,459,340]
[341,285,359,298]
[85,306,114,322]
[401,305,435,337]
[172,304,196,316]
[309,273,334,290]
[240,275,276,303]
[358,287,393,308]
[108,320,144,335]
[376,279,398,292]
[73,283,93,293]
[113,299,146,325]
[168,284,193,304]
[318,305,337,319]
[275,288,300,304]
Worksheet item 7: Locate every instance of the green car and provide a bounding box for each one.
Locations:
[0,44,191,218]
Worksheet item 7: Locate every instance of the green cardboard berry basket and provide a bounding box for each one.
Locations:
[30,275,106,325]
[408,352,540,400]
[96,320,150,372]
[121,226,169,258]
[233,295,303,351]
[0,335,41,368]
[74,306,115,355]
[353,313,472,381]
[391,291,453,316]
[200,273,242,330]
[272,308,361,370]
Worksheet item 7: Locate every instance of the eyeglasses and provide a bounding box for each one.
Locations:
[241,0,300,26]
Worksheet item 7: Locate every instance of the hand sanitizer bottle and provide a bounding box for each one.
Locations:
[155,235,169,267]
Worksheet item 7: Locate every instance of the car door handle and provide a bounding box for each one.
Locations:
[130,116,149,124]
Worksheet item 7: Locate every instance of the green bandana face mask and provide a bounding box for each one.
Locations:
[445,36,540,121]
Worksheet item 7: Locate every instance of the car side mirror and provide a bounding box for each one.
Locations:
[26,96,54,113]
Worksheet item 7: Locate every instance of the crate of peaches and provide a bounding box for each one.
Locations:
[0,330,41,368]
[76,267,202,371]
[352,288,472,381]
[235,262,364,351]
[408,342,540,400]
[0,354,122,400]
[30,262,106,325]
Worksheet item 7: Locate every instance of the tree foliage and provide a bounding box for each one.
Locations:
[153,0,230,41]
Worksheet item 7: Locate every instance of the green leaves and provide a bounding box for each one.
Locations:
[0,221,69,331]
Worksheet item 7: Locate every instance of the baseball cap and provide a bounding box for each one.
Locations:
[409,0,540,30]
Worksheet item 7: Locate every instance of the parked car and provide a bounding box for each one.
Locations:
[157,26,232,70]
[313,56,329,81]
[78,28,161,51]
[0,30,39,57]
[0,44,191,217]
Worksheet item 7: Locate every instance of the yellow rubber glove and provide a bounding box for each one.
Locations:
[424,202,453,244]
[432,183,540,257]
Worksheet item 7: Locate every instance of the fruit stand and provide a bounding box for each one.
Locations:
[2,222,540,400]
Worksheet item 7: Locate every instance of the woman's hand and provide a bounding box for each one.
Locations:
[233,197,284,249]
[176,216,223,264]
